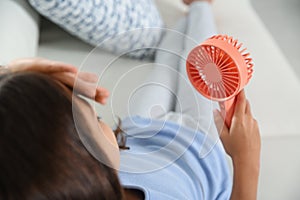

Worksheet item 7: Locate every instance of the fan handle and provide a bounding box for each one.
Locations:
[219,97,236,127]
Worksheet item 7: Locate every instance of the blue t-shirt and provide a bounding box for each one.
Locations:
[118,116,232,200]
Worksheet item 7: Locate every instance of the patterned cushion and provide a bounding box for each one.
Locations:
[29,0,164,58]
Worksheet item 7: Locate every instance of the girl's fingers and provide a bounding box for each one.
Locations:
[77,72,98,83]
[51,72,77,90]
[52,72,94,97]
[233,90,247,118]
[51,72,109,104]
[245,99,252,116]
[39,59,77,73]
[96,87,110,97]
[95,88,110,105]
[7,58,109,104]
[95,95,108,105]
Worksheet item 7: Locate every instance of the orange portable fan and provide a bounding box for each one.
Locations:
[186,35,253,127]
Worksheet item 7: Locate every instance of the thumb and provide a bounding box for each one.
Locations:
[213,109,229,141]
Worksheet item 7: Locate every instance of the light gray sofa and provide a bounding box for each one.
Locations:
[1,0,300,199]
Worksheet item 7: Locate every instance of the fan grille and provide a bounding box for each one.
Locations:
[210,35,254,83]
[187,45,240,100]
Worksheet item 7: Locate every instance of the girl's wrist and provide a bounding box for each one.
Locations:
[233,157,260,175]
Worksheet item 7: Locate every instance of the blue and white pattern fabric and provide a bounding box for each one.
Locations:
[29,0,164,58]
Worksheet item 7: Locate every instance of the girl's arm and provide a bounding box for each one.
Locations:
[214,90,261,200]
[230,158,260,200]
[5,58,109,104]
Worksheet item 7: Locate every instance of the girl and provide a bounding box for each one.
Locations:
[0,0,260,199]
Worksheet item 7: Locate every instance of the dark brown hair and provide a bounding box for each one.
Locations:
[0,72,124,199]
